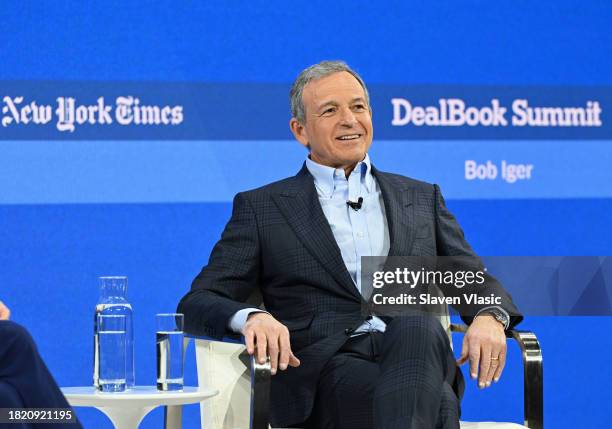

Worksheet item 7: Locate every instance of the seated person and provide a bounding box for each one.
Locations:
[178,61,521,429]
[0,300,82,428]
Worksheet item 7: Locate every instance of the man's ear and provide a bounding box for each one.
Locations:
[289,118,309,149]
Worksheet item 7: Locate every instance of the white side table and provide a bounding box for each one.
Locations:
[61,386,218,429]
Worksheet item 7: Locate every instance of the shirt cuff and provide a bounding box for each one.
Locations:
[475,306,510,330]
[228,308,269,333]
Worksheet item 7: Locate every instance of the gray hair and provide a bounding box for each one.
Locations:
[290,60,370,124]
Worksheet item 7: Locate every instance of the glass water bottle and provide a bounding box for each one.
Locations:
[93,276,135,388]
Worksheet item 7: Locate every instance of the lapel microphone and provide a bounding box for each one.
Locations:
[346,197,363,211]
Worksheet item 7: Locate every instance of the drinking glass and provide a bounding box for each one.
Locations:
[98,314,127,392]
[156,313,184,391]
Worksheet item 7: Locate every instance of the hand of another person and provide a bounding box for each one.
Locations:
[0,300,10,320]
[242,312,301,375]
[456,314,506,389]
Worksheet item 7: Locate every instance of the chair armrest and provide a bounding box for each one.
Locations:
[450,324,543,429]
[185,333,272,429]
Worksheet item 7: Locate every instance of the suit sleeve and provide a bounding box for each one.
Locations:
[178,192,262,338]
[433,184,523,329]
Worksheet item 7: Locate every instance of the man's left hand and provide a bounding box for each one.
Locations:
[456,314,506,388]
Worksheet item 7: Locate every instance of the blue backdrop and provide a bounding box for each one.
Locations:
[2,1,611,428]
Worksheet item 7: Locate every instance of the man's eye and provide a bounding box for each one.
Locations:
[322,107,336,116]
[353,104,366,111]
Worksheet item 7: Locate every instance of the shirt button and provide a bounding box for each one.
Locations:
[357,231,364,238]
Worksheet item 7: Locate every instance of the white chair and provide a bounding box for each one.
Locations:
[186,310,542,429]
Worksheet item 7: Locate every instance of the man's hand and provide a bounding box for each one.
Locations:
[242,312,301,375]
[456,314,506,388]
[0,301,10,320]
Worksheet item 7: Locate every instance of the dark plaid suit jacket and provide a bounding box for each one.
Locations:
[178,163,522,427]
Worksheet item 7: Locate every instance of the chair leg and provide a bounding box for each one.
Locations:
[247,351,272,429]
[510,330,543,429]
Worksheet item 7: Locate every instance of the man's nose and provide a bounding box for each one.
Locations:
[339,107,357,126]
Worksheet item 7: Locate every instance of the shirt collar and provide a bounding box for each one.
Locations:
[305,153,374,198]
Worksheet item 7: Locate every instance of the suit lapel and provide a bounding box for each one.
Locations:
[272,165,362,302]
[372,167,416,257]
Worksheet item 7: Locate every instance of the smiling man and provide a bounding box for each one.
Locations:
[179,61,521,429]
[289,69,373,176]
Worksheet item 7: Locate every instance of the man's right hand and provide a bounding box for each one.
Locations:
[242,312,301,375]
[0,301,10,320]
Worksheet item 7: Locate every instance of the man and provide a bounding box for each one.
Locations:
[178,61,521,428]
[0,301,82,428]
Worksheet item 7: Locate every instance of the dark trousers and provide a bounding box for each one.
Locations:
[303,315,463,429]
[0,321,82,429]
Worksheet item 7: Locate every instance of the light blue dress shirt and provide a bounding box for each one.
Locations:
[304,154,390,334]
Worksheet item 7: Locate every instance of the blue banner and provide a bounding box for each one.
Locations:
[2,82,611,140]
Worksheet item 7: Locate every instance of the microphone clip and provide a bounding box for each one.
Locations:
[346,197,363,211]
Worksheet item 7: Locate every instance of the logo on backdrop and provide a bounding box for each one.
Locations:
[390,98,602,128]
[1,82,610,140]
[1,96,183,132]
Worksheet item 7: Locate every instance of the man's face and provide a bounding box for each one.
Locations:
[290,71,373,173]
